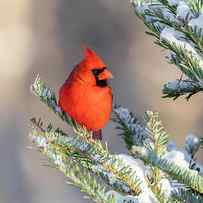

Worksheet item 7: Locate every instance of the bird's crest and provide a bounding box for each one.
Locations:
[81,45,106,68]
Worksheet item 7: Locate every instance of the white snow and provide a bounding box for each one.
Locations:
[137,192,156,203]
[136,3,149,15]
[160,178,173,198]
[164,80,196,91]
[176,1,193,21]
[188,14,203,30]
[107,190,157,203]
[160,27,203,70]
[114,107,131,122]
[116,154,158,202]
[107,191,139,203]
[161,8,177,22]
[167,0,181,6]
[160,27,184,42]
[163,150,189,168]
[116,154,146,186]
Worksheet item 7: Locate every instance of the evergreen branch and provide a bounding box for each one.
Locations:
[132,146,203,194]
[30,118,159,202]
[143,111,169,202]
[144,111,169,155]
[113,106,150,149]
[131,0,203,100]
[163,79,203,100]
[27,1,203,202]
[30,75,81,130]
[184,25,203,54]
[172,187,203,203]
[187,0,203,13]
[30,76,146,195]
[29,124,114,203]
[159,39,203,83]
[31,119,143,195]
[30,118,132,194]
[155,0,177,14]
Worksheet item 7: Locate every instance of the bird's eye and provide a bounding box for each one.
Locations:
[92,69,100,75]
[92,67,106,76]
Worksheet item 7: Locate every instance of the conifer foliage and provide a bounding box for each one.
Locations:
[29,1,203,202]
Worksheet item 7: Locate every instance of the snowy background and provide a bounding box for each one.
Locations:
[1,0,203,203]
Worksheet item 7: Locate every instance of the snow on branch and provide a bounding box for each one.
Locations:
[30,76,159,202]
[30,75,203,203]
[132,146,203,194]
[113,106,150,149]
[131,0,203,100]
[163,79,203,100]
[30,120,114,203]
[27,1,203,203]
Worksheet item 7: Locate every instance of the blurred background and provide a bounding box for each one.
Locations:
[1,0,203,202]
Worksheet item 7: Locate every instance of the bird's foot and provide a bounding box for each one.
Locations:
[92,130,102,140]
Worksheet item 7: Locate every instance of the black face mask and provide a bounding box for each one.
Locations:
[92,67,108,87]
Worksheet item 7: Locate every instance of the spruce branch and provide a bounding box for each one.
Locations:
[27,1,203,202]
[143,111,169,202]
[112,104,203,202]
[30,118,133,195]
[144,111,169,155]
[29,121,114,203]
[30,76,147,196]
[29,75,203,202]
[113,106,150,149]
[171,187,203,203]
[30,118,156,203]
[132,146,203,194]
[162,79,203,100]
[187,0,203,13]
[131,0,203,100]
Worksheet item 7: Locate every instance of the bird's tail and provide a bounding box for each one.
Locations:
[92,130,102,140]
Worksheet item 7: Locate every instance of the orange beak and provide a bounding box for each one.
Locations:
[98,69,113,80]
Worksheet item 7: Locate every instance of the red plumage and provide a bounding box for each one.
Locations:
[58,47,113,139]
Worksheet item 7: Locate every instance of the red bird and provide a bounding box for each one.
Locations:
[59,47,113,140]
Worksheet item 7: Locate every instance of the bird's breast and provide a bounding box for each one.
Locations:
[59,81,112,131]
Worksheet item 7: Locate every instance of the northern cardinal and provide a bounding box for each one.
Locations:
[59,47,113,140]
